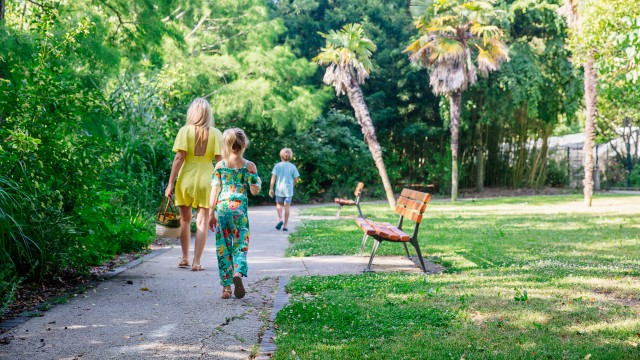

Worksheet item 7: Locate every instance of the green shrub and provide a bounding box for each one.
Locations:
[630,164,640,187]
[546,158,568,187]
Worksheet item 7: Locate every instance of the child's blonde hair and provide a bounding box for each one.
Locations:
[222,128,250,159]
[186,98,213,143]
[280,148,293,161]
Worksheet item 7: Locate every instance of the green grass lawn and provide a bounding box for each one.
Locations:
[274,194,640,359]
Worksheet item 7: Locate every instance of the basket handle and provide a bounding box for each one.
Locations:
[157,195,179,222]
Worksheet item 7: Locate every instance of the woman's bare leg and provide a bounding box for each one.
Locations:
[193,206,210,266]
[178,206,193,262]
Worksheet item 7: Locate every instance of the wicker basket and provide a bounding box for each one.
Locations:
[156,196,181,238]
[156,223,181,238]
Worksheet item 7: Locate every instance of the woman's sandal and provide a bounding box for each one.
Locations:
[221,289,232,299]
[178,259,190,268]
[191,264,205,271]
[233,274,245,299]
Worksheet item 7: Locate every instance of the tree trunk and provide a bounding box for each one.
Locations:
[449,91,462,202]
[346,82,396,208]
[475,123,484,192]
[0,0,5,23]
[583,53,597,207]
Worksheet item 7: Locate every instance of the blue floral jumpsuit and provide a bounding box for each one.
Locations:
[212,160,261,286]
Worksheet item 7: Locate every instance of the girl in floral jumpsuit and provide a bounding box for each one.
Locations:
[209,128,261,299]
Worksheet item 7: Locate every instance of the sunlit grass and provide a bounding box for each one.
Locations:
[275,195,640,359]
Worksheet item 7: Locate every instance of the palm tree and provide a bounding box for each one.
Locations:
[405,0,509,201]
[314,23,397,208]
[559,0,596,207]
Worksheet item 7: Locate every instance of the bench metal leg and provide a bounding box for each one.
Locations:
[402,242,411,259]
[359,234,369,256]
[410,239,427,273]
[364,240,381,272]
[356,203,364,218]
[336,205,342,218]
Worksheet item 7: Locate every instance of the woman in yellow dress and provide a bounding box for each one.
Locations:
[165,98,223,271]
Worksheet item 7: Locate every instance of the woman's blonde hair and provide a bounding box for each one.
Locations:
[186,98,213,143]
[222,128,250,159]
[280,148,293,161]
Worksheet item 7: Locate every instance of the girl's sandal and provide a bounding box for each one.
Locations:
[191,264,205,271]
[178,259,190,268]
[221,289,232,299]
[233,275,246,299]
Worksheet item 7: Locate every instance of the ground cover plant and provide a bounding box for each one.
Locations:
[276,195,640,359]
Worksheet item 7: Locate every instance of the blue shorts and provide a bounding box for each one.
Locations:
[275,196,292,205]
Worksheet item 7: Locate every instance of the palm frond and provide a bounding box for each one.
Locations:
[475,40,509,76]
[429,15,460,27]
[405,35,436,65]
[426,24,458,36]
[409,0,436,18]
[314,23,377,93]
[434,37,466,62]
[462,1,495,12]
[470,24,502,39]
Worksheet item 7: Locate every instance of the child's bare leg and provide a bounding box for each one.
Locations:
[276,202,283,222]
[283,203,291,228]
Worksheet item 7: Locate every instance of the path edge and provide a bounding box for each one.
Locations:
[256,275,290,359]
[0,246,174,334]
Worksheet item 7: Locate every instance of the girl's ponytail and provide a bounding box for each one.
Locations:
[222,128,249,159]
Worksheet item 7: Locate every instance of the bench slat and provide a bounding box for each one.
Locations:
[368,221,400,241]
[379,222,410,242]
[335,198,356,205]
[397,196,428,213]
[395,205,423,223]
[400,189,432,203]
[354,182,365,197]
[356,217,376,235]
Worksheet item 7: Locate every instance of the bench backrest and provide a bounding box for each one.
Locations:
[395,189,431,224]
[354,182,364,197]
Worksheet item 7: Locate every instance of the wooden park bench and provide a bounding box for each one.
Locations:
[334,182,365,218]
[356,189,431,273]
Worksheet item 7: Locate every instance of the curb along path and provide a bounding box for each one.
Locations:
[0,205,428,359]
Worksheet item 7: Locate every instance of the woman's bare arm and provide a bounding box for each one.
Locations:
[165,151,186,198]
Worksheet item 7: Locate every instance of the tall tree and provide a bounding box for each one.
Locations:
[314,23,397,208]
[559,0,596,206]
[405,0,509,201]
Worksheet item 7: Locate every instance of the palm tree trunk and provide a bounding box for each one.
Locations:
[449,91,462,202]
[583,53,597,206]
[346,82,396,208]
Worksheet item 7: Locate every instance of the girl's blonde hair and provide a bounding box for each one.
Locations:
[186,98,213,144]
[280,148,293,161]
[222,128,250,159]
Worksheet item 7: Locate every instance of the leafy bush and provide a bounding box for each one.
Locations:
[601,161,628,189]
[546,158,568,187]
[629,165,640,187]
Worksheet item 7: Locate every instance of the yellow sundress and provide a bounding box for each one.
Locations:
[172,125,223,208]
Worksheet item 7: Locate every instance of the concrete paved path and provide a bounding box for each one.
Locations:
[0,205,428,360]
